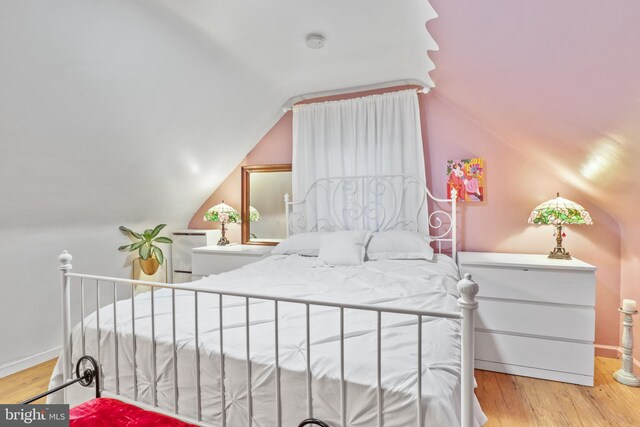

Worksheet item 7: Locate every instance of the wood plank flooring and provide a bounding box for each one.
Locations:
[1,356,639,425]
[476,357,640,426]
[0,358,58,404]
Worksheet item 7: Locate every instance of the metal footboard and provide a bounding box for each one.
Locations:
[57,251,479,427]
[21,356,100,405]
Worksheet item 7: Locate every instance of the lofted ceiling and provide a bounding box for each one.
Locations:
[2,0,638,238]
[142,0,438,101]
[0,0,437,228]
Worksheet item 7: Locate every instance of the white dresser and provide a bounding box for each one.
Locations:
[171,230,220,283]
[191,245,273,280]
[457,252,597,386]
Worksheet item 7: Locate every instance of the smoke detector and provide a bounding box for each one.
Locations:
[306,34,325,49]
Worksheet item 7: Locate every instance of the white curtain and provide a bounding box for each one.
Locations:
[292,89,428,232]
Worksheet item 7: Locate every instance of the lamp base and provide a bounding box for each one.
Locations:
[548,224,572,260]
[548,247,572,260]
[217,222,229,246]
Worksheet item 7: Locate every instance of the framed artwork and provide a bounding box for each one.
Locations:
[446,158,484,202]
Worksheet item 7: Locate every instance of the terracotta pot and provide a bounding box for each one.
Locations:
[139,256,160,275]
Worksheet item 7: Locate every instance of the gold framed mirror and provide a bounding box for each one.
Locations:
[241,164,292,245]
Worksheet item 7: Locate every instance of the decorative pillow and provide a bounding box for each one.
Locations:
[272,232,323,256]
[366,230,434,261]
[316,231,371,266]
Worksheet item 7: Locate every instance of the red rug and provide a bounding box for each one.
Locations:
[70,398,198,427]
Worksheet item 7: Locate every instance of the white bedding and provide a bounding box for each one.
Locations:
[50,254,487,426]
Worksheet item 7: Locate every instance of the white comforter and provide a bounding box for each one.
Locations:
[50,254,487,426]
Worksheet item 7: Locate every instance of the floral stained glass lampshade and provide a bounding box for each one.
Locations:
[204,201,239,246]
[528,193,593,260]
[249,206,261,222]
[248,206,261,240]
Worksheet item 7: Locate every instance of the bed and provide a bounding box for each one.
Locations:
[48,175,486,426]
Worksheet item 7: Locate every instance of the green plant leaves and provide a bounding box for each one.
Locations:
[155,247,164,265]
[119,224,172,255]
[119,226,142,239]
[154,236,173,244]
[130,241,145,251]
[139,245,150,260]
[119,241,144,252]
[151,224,166,239]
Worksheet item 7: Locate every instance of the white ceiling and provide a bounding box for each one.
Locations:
[144,0,438,98]
[0,0,437,228]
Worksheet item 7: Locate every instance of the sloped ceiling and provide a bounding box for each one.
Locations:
[427,0,640,224]
[0,0,437,228]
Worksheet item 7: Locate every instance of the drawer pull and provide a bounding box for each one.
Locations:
[522,268,529,271]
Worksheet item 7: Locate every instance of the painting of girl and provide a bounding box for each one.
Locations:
[446,158,484,202]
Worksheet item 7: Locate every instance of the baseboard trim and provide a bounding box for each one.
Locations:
[595,344,619,359]
[595,344,640,372]
[475,359,593,386]
[0,347,61,379]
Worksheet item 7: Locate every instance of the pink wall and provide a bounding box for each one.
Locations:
[422,92,622,359]
[425,0,640,369]
[189,112,293,239]
[190,86,623,358]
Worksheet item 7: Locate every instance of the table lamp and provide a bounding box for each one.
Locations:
[248,205,261,239]
[204,201,240,245]
[527,193,593,259]
[249,205,261,222]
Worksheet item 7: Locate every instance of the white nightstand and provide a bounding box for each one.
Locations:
[171,230,221,283]
[458,252,597,386]
[191,245,273,280]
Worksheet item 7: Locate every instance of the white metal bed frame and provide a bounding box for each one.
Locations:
[285,174,458,261]
[57,175,479,427]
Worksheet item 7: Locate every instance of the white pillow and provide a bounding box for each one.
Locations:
[272,232,323,256]
[366,231,434,261]
[317,231,371,266]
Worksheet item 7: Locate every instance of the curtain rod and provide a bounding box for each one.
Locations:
[282,80,431,112]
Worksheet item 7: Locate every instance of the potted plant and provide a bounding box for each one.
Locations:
[118,224,173,275]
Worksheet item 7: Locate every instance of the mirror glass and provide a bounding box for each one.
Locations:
[242,165,292,245]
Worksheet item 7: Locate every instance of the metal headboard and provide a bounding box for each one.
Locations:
[284,175,458,260]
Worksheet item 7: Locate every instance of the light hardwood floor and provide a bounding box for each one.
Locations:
[0,358,58,404]
[476,357,640,426]
[1,357,639,425]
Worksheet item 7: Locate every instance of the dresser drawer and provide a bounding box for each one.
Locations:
[475,331,594,376]
[462,265,595,306]
[172,235,207,271]
[172,231,221,272]
[192,252,263,276]
[476,299,595,342]
[172,271,192,284]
